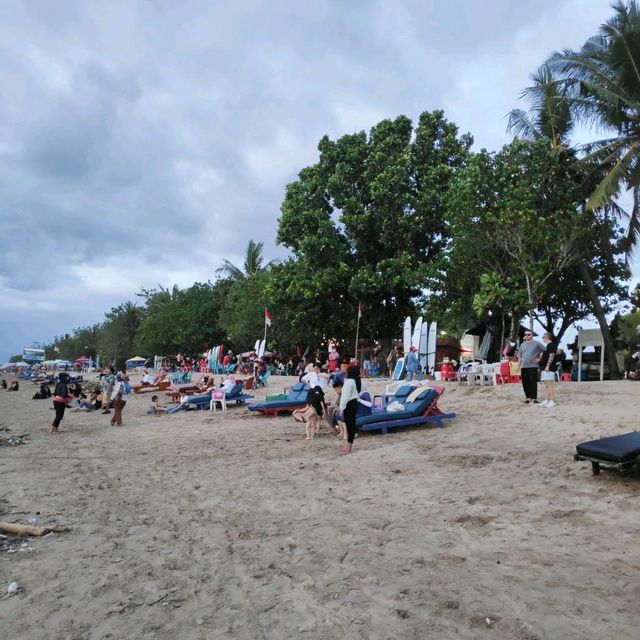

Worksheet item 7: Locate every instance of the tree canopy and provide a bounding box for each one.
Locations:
[273,110,472,344]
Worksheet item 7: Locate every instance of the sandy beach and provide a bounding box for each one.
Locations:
[1,374,639,639]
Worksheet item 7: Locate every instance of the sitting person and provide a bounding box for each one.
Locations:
[326,379,345,438]
[197,375,213,392]
[146,395,167,414]
[8,381,19,391]
[1,379,7,389]
[140,370,155,385]
[32,382,52,400]
[71,391,102,412]
[219,376,238,394]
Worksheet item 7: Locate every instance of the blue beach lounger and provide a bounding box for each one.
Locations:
[167,382,253,412]
[247,383,310,415]
[357,386,455,435]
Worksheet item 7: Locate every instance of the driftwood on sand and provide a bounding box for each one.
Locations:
[0,522,68,537]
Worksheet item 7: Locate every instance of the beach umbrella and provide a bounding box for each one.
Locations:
[126,356,146,362]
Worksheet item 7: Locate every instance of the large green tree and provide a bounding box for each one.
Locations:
[98,302,145,366]
[508,53,632,376]
[274,110,472,348]
[135,282,227,356]
[430,139,625,344]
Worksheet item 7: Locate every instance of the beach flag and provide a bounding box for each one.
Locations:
[265,308,272,327]
[358,302,364,319]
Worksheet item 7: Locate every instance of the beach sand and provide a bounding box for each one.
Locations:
[1,374,639,639]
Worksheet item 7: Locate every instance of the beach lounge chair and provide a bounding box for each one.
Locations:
[209,382,253,410]
[255,369,272,388]
[247,383,310,415]
[574,432,640,476]
[356,385,455,435]
[167,382,253,413]
[380,383,421,407]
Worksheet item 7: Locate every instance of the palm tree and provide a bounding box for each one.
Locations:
[507,63,626,377]
[507,64,574,148]
[546,0,640,248]
[216,239,273,281]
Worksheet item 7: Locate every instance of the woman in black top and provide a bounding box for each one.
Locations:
[539,333,558,408]
[51,373,70,434]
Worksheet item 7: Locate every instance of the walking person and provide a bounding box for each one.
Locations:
[518,330,545,404]
[539,333,559,408]
[110,373,129,426]
[339,365,362,455]
[51,373,70,434]
[405,346,424,382]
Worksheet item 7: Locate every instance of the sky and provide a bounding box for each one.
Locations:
[0,0,637,362]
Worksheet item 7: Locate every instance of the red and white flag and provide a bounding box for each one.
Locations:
[358,302,364,319]
[265,308,272,327]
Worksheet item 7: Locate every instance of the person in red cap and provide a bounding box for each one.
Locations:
[405,345,423,381]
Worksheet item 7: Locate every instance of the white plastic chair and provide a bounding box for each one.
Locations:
[210,389,227,411]
[467,362,489,385]
[491,363,506,385]
[457,362,476,385]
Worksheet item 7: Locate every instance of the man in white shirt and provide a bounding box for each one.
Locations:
[301,363,330,390]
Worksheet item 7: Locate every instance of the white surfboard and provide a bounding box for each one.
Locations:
[428,322,437,375]
[254,339,260,353]
[403,316,412,355]
[258,339,266,358]
[419,322,428,371]
[411,316,423,351]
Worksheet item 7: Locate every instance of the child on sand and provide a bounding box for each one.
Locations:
[147,395,167,415]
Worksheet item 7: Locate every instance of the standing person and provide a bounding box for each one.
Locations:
[539,333,558,408]
[405,346,423,382]
[51,373,70,434]
[328,346,340,373]
[101,368,115,414]
[110,373,129,426]
[518,330,545,404]
[386,347,398,379]
[339,365,362,455]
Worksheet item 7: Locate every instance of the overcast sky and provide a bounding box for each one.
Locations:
[1,0,637,361]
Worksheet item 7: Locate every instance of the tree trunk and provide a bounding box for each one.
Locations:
[578,259,621,379]
[509,313,521,341]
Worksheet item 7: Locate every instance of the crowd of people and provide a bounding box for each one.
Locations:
[7,328,634,444]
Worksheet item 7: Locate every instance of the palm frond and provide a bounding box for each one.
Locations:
[586,140,639,209]
[216,260,246,281]
[506,109,540,140]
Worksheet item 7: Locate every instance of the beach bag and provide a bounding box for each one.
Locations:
[123,381,132,394]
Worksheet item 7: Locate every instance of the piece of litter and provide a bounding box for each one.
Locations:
[485,617,491,625]
[8,582,20,595]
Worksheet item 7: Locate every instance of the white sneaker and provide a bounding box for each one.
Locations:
[545,400,556,408]
[539,400,550,407]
